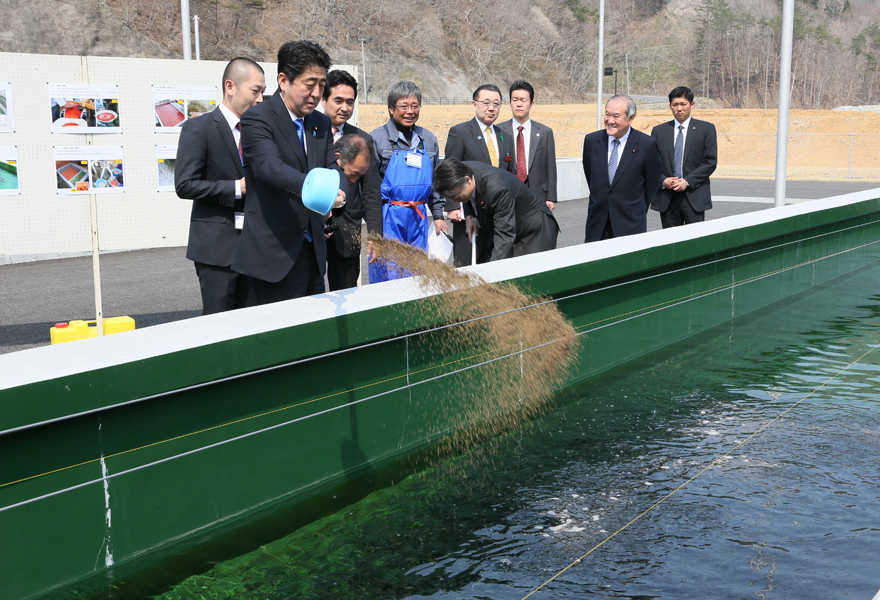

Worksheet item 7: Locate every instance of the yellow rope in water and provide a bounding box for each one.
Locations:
[519,341,878,600]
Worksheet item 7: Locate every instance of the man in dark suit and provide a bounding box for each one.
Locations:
[444,84,515,266]
[433,158,558,263]
[651,86,717,227]
[324,134,371,290]
[582,95,662,242]
[320,69,380,290]
[232,41,344,306]
[498,80,558,210]
[175,57,266,314]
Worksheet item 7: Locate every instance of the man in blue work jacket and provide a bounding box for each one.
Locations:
[367,81,446,282]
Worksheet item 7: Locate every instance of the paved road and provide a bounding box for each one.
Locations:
[2,179,877,355]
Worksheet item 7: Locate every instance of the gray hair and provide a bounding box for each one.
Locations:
[387,81,422,109]
[606,95,637,119]
[334,133,369,164]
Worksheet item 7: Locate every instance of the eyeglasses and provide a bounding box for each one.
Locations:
[476,100,502,108]
[394,103,420,111]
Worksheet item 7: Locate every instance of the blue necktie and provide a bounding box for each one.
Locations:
[294,118,305,152]
[293,118,312,241]
[608,138,620,183]
[673,124,684,178]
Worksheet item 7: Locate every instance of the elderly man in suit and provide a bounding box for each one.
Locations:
[175,57,266,314]
[582,95,662,242]
[651,86,718,227]
[433,158,558,263]
[231,40,344,306]
[498,80,558,210]
[444,84,515,266]
[320,69,380,289]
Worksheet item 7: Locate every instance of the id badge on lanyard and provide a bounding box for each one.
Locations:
[405,152,422,169]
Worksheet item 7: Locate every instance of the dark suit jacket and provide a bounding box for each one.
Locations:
[232,91,335,283]
[325,122,378,258]
[463,161,559,261]
[498,119,558,204]
[444,119,515,212]
[650,118,717,213]
[175,107,243,267]
[582,128,662,242]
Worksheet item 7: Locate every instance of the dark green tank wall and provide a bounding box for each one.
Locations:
[1,197,878,599]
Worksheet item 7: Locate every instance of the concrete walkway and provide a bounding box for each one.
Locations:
[2,179,877,354]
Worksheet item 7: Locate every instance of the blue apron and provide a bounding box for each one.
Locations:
[368,141,434,283]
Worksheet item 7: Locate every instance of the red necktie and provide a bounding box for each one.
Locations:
[516,126,527,182]
[235,122,243,165]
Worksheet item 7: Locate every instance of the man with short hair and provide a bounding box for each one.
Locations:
[324,134,372,290]
[175,57,265,314]
[368,81,444,282]
[581,95,661,242]
[320,69,380,289]
[444,84,515,266]
[651,86,717,227]
[498,80,558,210]
[433,158,558,263]
[232,41,344,306]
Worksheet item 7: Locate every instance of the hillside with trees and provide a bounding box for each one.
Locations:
[2,0,877,107]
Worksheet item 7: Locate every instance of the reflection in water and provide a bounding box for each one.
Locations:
[161,271,880,599]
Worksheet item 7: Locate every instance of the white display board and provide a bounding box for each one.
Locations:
[0,53,356,263]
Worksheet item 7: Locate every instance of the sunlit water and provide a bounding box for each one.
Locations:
[162,263,880,600]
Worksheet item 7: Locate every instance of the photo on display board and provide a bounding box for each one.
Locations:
[89,159,124,191]
[152,85,219,132]
[186,99,215,119]
[54,145,124,194]
[155,144,178,192]
[50,97,120,132]
[55,159,90,192]
[154,99,185,128]
[0,83,12,132]
[0,146,19,194]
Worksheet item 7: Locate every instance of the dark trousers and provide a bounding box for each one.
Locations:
[194,262,245,315]
[241,241,325,307]
[660,193,705,228]
[327,243,360,291]
[452,220,472,267]
[601,217,615,240]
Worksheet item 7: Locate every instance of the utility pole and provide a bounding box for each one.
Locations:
[180,0,192,60]
[192,15,200,60]
[625,53,630,96]
[774,0,795,207]
[596,0,605,129]
[359,38,369,104]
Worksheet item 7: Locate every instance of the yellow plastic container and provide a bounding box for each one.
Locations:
[49,316,136,345]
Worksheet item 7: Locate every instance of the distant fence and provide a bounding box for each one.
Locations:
[547,131,880,181]
[420,94,668,105]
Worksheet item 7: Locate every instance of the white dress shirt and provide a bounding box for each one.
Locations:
[218,102,242,199]
[512,118,531,176]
